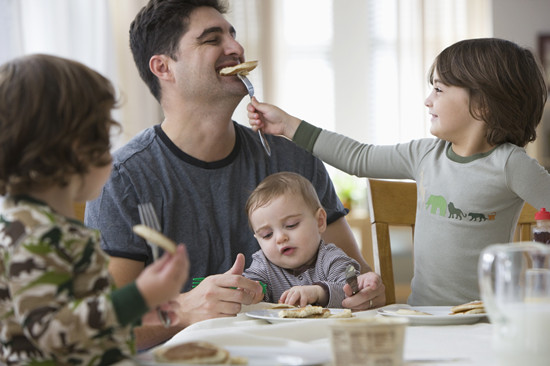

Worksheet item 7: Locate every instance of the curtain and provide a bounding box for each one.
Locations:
[227,0,491,211]
[0,0,161,149]
[0,0,492,149]
[248,0,493,146]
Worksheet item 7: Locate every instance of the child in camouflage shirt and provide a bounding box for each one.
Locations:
[0,54,190,366]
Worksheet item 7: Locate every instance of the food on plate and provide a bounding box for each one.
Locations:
[329,309,353,318]
[395,308,433,316]
[219,60,258,76]
[154,341,247,364]
[278,305,330,318]
[278,305,352,319]
[450,300,485,315]
[270,303,296,309]
[132,224,177,254]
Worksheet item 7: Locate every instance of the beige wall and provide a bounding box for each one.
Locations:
[492,0,550,166]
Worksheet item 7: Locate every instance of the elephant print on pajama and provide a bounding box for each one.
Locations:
[425,195,446,216]
[425,194,494,222]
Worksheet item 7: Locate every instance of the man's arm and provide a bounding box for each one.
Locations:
[323,217,386,309]
[108,257,144,287]
[322,216,371,273]
[108,255,263,351]
[108,257,184,349]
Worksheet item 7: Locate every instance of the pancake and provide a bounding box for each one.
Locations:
[132,224,177,254]
[219,61,258,76]
[450,300,485,315]
[154,341,229,364]
[278,305,330,318]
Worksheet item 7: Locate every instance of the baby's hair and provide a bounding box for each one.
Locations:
[0,54,120,195]
[246,172,322,227]
[428,38,548,147]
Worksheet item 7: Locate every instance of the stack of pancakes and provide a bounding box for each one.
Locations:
[449,300,485,315]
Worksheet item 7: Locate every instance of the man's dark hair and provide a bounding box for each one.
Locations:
[129,0,228,102]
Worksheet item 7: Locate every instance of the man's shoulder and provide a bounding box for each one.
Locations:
[112,127,157,165]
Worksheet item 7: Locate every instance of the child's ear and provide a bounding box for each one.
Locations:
[315,207,327,233]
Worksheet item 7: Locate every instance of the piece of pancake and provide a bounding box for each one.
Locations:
[154,341,230,364]
[219,61,258,76]
[328,309,353,318]
[278,305,330,319]
[132,225,177,254]
[450,300,485,315]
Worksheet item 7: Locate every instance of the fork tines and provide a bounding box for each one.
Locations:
[137,202,161,260]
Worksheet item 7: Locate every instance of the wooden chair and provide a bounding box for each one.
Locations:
[515,202,537,241]
[367,179,417,305]
[366,178,537,306]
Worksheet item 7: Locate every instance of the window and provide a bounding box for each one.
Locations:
[229,0,491,210]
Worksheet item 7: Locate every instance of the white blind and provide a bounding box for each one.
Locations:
[229,0,492,146]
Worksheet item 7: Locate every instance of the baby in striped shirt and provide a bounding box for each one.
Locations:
[244,172,360,308]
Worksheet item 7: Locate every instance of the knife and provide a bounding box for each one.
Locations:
[345,264,359,295]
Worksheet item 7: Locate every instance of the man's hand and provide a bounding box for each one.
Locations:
[342,271,386,310]
[175,253,264,327]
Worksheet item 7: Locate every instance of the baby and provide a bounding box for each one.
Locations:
[244,172,360,308]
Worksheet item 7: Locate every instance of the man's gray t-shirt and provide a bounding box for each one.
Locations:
[85,122,346,291]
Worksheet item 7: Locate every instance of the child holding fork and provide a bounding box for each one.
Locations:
[243,172,360,308]
[0,54,190,365]
[248,38,550,306]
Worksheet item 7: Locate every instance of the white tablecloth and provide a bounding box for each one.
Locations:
[138,303,498,366]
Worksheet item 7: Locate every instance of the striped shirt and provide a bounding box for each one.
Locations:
[243,241,359,308]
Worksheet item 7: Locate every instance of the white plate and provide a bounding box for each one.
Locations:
[135,346,331,366]
[377,304,486,325]
[245,308,352,323]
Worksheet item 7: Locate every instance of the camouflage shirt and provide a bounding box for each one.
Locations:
[0,196,147,366]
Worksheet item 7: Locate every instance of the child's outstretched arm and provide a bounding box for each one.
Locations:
[247,97,303,139]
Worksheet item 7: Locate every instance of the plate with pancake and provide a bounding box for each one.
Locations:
[136,344,330,366]
[377,303,486,325]
[246,305,353,323]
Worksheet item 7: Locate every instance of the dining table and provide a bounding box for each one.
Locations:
[135,302,499,366]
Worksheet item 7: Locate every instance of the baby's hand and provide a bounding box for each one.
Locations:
[342,272,386,310]
[279,285,327,308]
[247,97,302,139]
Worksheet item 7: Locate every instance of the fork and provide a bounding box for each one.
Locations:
[137,202,171,328]
[237,73,271,157]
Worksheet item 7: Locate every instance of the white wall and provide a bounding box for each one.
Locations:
[492,0,550,50]
[492,0,550,166]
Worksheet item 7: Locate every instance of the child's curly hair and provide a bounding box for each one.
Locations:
[0,54,120,195]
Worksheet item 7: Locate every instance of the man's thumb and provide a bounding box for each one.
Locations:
[226,253,245,275]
